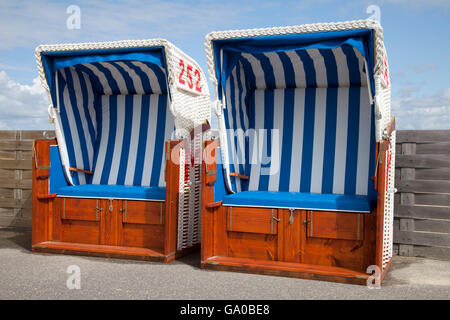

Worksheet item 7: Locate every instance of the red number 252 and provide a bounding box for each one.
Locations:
[178,59,202,93]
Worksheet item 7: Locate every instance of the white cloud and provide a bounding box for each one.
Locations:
[392,86,450,129]
[0,70,52,130]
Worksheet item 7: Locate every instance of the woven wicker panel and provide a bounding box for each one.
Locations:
[383,131,396,269]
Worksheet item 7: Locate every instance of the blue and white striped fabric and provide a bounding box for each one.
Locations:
[222,45,376,198]
[57,67,97,185]
[91,93,174,187]
[56,60,173,187]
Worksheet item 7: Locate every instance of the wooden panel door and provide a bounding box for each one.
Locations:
[58,197,102,245]
[58,197,121,246]
[57,198,166,252]
[99,199,121,246]
[120,200,165,251]
[278,209,305,263]
[306,211,364,241]
[227,207,278,235]
[225,207,279,261]
[302,210,367,271]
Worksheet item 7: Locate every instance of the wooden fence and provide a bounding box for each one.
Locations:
[0,130,449,260]
[394,130,450,260]
[0,130,55,228]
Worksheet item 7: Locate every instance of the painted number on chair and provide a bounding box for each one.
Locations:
[381,56,390,88]
[178,59,202,94]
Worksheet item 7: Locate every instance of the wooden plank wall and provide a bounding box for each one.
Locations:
[394,130,450,260]
[0,129,449,261]
[0,130,55,228]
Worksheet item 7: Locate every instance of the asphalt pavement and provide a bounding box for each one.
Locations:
[1,228,449,299]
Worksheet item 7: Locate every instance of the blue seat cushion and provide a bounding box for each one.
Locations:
[222,191,376,213]
[56,184,166,201]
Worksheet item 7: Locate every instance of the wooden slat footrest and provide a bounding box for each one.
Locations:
[202,256,370,285]
[32,241,168,261]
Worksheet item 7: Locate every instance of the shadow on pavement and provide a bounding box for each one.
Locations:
[0,227,202,270]
[0,228,32,252]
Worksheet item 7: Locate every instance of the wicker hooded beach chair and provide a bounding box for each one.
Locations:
[32,39,210,262]
[201,20,395,284]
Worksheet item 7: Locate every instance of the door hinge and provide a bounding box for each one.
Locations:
[108,198,114,213]
[271,209,279,234]
[166,143,171,161]
[120,200,127,222]
[356,214,361,241]
[62,198,66,219]
[95,199,103,221]
[289,208,296,225]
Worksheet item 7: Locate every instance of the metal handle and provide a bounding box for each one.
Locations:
[272,208,280,222]
[289,208,295,225]
[121,200,128,222]
[95,199,102,221]
[270,209,279,234]
[108,199,113,213]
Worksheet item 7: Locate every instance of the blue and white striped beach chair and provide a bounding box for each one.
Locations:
[33,39,210,260]
[202,20,396,284]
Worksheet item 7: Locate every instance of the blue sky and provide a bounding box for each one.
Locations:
[0,0,449,130]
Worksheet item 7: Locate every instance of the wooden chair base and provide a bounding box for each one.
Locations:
[32,139,191,264]
[201,256,373,285]
[201,140,394,285]
[32,241,199,263]
[32,241,168,262]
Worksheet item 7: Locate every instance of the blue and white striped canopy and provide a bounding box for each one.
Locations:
[42,48,174,188]
[212,29,377,202]
[213,29,375,97]
[42,47,167,106]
